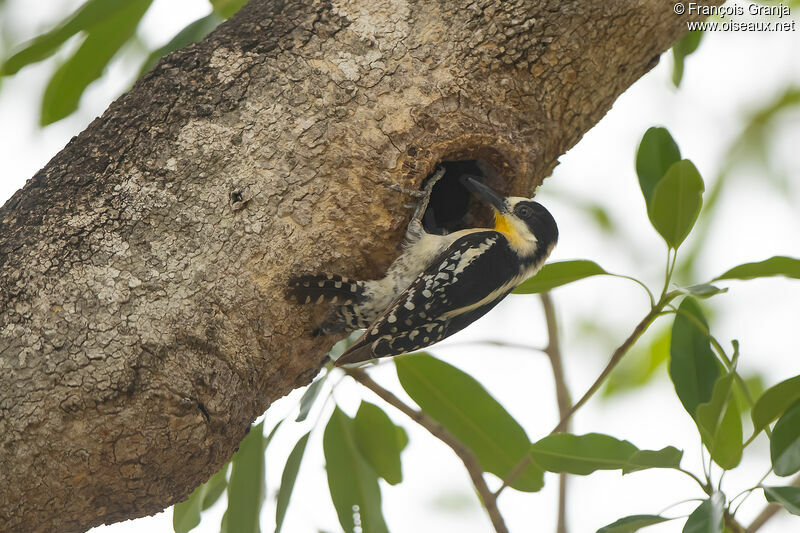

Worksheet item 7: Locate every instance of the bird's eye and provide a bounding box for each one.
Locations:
[516,205,533,219]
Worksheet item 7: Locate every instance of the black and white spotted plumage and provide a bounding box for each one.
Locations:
[340,231,514,358]
[287,172,558,366]
[286,274,370,334]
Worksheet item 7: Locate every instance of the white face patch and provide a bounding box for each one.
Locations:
[496,197,540,256]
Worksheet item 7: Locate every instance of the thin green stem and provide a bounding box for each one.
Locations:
[743,431,760,448]
[661,248,678,299]
[495,299,671,496]
[610,273,656,307]
[657,497,707,517]
[746,471,800,532]
[551,302,666,433]
[661,248,673,298]
[677,467,711,492]
[756,467,774,487]
[707,447,714,492]
[700,443,711,489]
[729,487,756,516]
[731,467,774,517]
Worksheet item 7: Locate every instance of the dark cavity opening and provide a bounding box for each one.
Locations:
[421,160,497,235]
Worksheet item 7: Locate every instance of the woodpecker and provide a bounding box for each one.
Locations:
[287,171,558,366]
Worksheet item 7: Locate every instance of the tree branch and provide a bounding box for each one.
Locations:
[724,511,747,533]
[0,0,721,529]
[496,301,666,494]
[540,292,571,533]
[346,368,508,533]
[553,304,663,433]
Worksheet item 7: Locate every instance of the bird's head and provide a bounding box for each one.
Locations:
[461,175,558,261]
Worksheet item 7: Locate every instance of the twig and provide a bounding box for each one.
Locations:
[540,293,571,533]
[724,511,746,533]
[435,339,546,353]
[746,472,800,532]
[678,467,710,492]
[732,468,773,516]
[346,368,509,533]
[553,304,663,432]
[496,303,665,494]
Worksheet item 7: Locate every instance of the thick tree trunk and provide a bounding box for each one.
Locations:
[0,0,716,531]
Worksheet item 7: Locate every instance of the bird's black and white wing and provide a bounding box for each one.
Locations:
[336,230,522,365]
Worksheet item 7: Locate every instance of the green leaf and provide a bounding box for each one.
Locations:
[669,297,719,418]
[763,486,800,515]
[648,160,704,249]
[714,256,800,282]
[672,30,703,87]
[173,462,230,532]
[396,426,409,451]
[752,375,800,434]
[675,284,728,299]
[683,494,723,533]
[529,433,637,475]
[41,0,153,125]
[513,260,608,294]
[531,434,682,476]
[715,399,743,470]
[770,399,800,476]
[323,408,389,533]
[222,421,266,533]
[201,464,229,511]
[395,353,544,491]
[173,483,207,533]
[210,0,248,18]
[696,373,743,469]
[1,0,134,76]
[296,372,327,422]
[264,419,284,448]
[275,432,310,533]
[139,13,222,77]
[597,514,671,533]
[734,373,765,415]
[587,203,616,233]
[623,446,683,474]
[354,402,404,485]
[636,127,681,206]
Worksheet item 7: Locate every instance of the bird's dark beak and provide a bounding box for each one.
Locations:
[460,175,507,213]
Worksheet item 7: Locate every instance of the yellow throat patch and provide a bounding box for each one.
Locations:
[494,212,523,248]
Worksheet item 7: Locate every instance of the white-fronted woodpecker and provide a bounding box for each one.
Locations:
[287,171,558,365]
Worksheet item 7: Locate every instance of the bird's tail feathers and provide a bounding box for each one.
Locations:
[287,274,364,305]
[334,335,376,366]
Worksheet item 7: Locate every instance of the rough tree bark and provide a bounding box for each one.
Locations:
[0,0,718,531]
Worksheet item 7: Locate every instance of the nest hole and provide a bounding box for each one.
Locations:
[421,160,500,235]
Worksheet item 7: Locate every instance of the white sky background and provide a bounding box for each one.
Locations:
[1,1,800,532]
